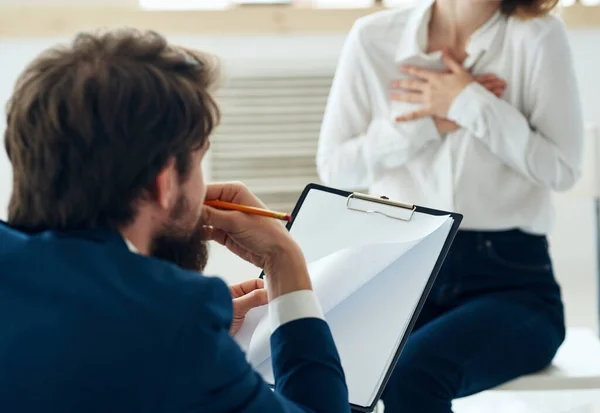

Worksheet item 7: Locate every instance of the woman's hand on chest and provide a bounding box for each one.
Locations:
[390,50,506,123]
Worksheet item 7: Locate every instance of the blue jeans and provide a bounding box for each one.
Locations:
[370,230,565,413]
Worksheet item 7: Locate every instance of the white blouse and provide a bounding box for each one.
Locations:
[316,0,584,235]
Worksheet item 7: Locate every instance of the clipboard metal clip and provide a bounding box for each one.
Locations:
[346,192,416,222]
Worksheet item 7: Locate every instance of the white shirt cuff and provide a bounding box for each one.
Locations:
[269,290,324,332]
[447,82,491,133]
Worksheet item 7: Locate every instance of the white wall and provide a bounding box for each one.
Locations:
[1,30,600,331]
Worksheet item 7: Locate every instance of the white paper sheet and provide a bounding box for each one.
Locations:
[232,188,455,408]
[238,219,449,368]
[253,219,454,407]
[234,191,449,354]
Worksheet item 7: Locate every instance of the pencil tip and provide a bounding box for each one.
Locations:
[285,215,293,222]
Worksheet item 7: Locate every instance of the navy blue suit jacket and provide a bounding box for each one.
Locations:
[0,223,349,412]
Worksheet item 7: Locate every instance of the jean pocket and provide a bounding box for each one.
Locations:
[482,236,552,273]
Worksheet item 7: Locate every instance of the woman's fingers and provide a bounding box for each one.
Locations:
[389,91,424,103]
[391,78,427,92]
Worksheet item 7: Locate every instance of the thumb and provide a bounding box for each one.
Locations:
[234,289,269,315]
[442,49,464,74]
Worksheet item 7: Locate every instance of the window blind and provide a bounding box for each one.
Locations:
[211,74,334,212]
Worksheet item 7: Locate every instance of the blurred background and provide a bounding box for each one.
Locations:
[1,1,600,411]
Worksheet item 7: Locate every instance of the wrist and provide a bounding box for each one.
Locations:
[264,242,312,300]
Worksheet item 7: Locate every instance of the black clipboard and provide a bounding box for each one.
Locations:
[261,183,463,412]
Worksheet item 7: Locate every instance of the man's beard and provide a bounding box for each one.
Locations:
[149,195,209,272]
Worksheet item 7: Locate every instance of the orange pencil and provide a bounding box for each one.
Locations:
[204,200,293,222]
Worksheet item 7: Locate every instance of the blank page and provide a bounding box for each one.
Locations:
[234,188,455,408]
[235,190,449,355]
[254,218,453,407]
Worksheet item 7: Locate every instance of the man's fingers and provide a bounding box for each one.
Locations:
[233,289,269,314]
[200,207,223,229]
[229,278,264,299]
[203,225,228,244]
[204,182,244,204]
[234,278,265,296]
[249,289,269,308]
[205,182,266,209]
[201,206,243,233]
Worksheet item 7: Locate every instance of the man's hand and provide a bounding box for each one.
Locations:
[202,182,312,299]
[202,182,293,271]
[229,278,268,336]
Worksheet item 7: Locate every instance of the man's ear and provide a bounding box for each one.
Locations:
[154,157,179,211]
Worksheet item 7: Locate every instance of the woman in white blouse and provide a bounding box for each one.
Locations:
[317,0,584,411]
